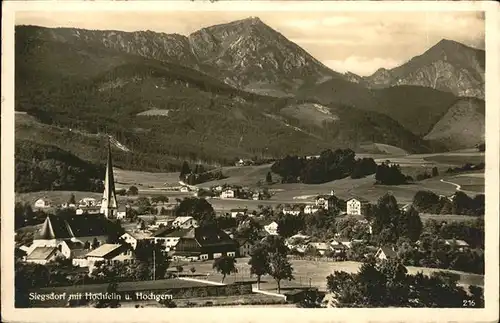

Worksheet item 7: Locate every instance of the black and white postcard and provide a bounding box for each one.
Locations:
[2,1,499,322]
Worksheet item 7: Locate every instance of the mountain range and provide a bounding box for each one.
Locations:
[15,17,485,177]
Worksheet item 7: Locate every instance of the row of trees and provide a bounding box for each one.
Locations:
[271,149,377,184]
[179,161,226,185]
[375,162,410,185]
[413,190,484,216]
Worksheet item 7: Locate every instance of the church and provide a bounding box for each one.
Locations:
[26,138,122,257]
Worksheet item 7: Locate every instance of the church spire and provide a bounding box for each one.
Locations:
[100,137,118,218]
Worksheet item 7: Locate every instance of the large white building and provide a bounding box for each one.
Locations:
[346,197,369,216]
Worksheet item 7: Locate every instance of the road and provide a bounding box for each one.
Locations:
[440,179,461,191]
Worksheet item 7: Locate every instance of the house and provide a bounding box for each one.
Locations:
[76,206,101,215]
[26,247,63,265]
[172,216,199,229]
[72,249,91,267]
[304,205,320,215]
[330,244,347,255]
[116,206,127,220]
[78,197,98,207]
[180,186,191,193]
[230,208,247,218]
[120,232,140,250]
[152,228,192,251]
[236,238,254,257]
[56,240,85,259]
[172,227,238,261]
[263,221,279,236]
[61,203,77,209]
[375,246,398,260]
[346,197,370,216]
[315,191,338,210]
[445,239,470,252]
[34,198,52,209]
[400,203,413,213]
[221,189,235,199]
[214,185,224,192]
[156,218,174,227]
[252,192,262,200]
[330,238,353,249]
[283,206,302,216]
[308,242,332,256]
[86,244,135,273]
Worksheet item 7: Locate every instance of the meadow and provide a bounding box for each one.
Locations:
[173,257,484,292]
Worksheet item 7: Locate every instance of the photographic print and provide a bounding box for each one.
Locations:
[2,1,498,321]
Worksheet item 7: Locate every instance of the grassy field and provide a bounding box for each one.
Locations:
[174,257,484,293]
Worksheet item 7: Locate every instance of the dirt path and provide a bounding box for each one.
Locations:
[440,179,461,191]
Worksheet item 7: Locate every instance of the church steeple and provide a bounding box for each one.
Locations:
[100,137,118,218]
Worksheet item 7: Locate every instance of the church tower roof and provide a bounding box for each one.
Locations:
[35,215,74,240]
[101,137,118,218]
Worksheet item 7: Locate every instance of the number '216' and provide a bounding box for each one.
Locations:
[463,299,476,307]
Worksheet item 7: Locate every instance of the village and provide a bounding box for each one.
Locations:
[14,141,484,309]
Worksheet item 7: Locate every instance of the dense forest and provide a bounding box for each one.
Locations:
[15,140,105,193]
[270,149,377,184]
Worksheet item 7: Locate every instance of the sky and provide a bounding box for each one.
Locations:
[16,11,485,76]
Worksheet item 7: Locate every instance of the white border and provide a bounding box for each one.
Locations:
[2,1,499,322]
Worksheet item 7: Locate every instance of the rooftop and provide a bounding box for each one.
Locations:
[27,247,58,260]
[85,244,123,258]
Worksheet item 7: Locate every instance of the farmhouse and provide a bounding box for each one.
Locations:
[314,190,338,210]
[308,242,332,255]
[172,227,238,261]
[86,244,135,273]
[26,247,63,265]
[76,206,101,215]
[221,189,235,199]
[252,192,262,200]
[156,218,174,227]
[444,239,470,252]
[153,228,192,251]
[375,246,398,260]
[283,206,302,216]
[120,232,144,250]
[263,221,279,236]
[180,186,191,193]
[56,240,85,259]
[172,216,199,229]
[78,197,98,207]
[116,206,127,219]
[34,197,52,209]
[346,197,370,216]
[236,238,254,257]
[304,204,321,215]
[230,208,247,218]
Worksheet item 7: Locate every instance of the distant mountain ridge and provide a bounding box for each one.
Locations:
[17,18,341,97]
[362,39,485,99]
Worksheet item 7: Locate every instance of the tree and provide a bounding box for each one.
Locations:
[127,186,139,196]
[176,265,184,276]
[68,193,76,205]
[266,171,273,184]
[91,238,100,249]
[190,266,196,275]
[175,197,216,227]
[431,167,439,177]
[268,252,294,293]
[212,256,238,283]
[248,243,271,289]
[180,161,191,179]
